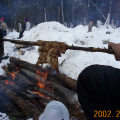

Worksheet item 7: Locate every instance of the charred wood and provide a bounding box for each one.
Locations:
[9,57,77,92]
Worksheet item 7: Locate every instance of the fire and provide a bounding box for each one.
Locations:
[33,91,50,99]
[36,70,48,89]
[9,71,20,79]
[36,70,54,93]
[5,80,14,85]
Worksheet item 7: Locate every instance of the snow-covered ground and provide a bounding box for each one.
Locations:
[1,21,120,119]
[2,21,120,80]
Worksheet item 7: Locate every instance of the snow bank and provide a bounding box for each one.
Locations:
[2,21,120,80]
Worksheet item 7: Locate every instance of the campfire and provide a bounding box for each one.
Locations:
[0,57,85,120]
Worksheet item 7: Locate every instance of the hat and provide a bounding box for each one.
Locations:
[39,101,69,120]
[25,18,28,22]
[1,17,4,21]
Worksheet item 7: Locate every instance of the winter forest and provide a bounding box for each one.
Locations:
[0,0,120,28]
[0,0,120,120]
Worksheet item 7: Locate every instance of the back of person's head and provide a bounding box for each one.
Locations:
[39,101,69,120]
[0,17,4,21]
[24,18,28,22]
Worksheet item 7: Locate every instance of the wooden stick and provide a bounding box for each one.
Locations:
[2,38,114,54]
[68,46,114,54]
[2,38,38,46]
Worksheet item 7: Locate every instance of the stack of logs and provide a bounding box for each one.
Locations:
[0,57,85,120]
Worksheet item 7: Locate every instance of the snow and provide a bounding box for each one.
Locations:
[1,21,120,119]
[2,21,119,80]
[0,112,10,120]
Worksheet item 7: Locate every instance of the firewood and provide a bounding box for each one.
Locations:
[9,57,77,92]
[1,57,86,119]
[53,74,77,92]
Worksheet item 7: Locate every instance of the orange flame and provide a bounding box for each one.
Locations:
[33,91,50,99]
[36,70,48,89]
[35,70,54,98]
[5,80,14,85]
[9,71,20,79]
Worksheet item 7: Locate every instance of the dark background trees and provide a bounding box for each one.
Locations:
[0,0,120,29]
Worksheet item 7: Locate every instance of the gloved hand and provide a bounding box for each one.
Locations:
[108,42,120,61]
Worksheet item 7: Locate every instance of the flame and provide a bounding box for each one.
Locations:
[35,70,54,98]
[5,80,14,85]
[33,91,50,99]
[36,70,48,89]
[9,71,20,79]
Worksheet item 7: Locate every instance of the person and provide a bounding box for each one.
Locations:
[18,22,22,32]
[77,42,120,120]
[0,17,8,37]
[18,18,31,39]
[39,100,69,120]
[0,29,3,62]
[0,17,7,57]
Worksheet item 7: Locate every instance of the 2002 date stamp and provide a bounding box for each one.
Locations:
[94,110,120,118]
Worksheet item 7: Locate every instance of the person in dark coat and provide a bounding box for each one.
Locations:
[77,42,120,120]
[0,17,8,37]
[18,18,31,39]
[0,29,3,62]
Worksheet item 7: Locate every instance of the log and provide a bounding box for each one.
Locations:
[53,74,77,92]
[0,79,42,120]
[2,64,83,119]
[9,57,77,92]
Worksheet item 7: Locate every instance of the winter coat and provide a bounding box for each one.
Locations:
[1,22,7,30]
[25,21,31,31]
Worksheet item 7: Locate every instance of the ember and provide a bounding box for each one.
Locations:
[9,71,20,79]
[5,80,14,85]
[33,91,50,100]
[36,70,54,93]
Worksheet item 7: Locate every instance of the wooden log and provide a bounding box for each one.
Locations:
[53,74,77,92]
[0,81,42,120]
[7,67,79,110]
[3,62,83,118]
[9,57,77,92]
